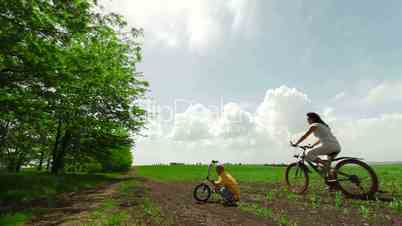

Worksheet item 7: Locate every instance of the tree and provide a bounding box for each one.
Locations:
[0,0,148,173]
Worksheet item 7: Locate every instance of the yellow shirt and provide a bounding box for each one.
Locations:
[215,172,240,201]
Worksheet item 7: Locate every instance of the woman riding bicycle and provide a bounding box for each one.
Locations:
[291,112,341,167]
[287,113,378,197]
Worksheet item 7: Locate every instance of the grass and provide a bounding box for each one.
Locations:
[137,165,285,182]
[388,198,402,213]
[84,198,130,226]
[0,212,32,226]
[138,162,402,219]
[239,202,273,218]
[359,205,370,218]
[81,178,173,226]
[334,192,343,208]
[239,201,297,226]
[0,169,172,226]
[0,171,121,204]
[0,171,123,225]
[137,163,402,225]
[372,164,402,194]
[137,164,402,194]
[309,194,321,208]
[1,163,401,225]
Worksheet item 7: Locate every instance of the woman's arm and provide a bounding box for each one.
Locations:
[311,140,321,147]
[293,126,316,146]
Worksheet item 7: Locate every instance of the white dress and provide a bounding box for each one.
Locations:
[306,123,341,161]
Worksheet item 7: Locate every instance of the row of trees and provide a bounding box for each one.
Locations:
[0,0,148,174]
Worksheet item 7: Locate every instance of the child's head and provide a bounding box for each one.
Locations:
[216,164,225,175]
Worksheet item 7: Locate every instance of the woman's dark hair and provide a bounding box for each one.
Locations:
[306,112,329,128]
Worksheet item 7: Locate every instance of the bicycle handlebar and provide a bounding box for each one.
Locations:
[297,145,310,150]
[289,141,312,151]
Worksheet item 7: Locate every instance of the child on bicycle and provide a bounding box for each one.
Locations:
[212,164,240,206]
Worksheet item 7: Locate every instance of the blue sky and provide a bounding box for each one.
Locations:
[100,0,402,164]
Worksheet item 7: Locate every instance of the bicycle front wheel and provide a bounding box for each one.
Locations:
[193,183,212,202]
[334,159,378,199]
[285,162,309,194]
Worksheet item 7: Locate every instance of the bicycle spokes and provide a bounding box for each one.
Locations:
[286,163,309,194]
[335,159,378,198]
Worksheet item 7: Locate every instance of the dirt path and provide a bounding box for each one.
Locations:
[26,177,278,226]
[24,176,402,226]
[145,180,278,226]
[25,181,121,226]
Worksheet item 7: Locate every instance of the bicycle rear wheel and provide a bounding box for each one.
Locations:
[334,159,378,199]
[285,163,309,194]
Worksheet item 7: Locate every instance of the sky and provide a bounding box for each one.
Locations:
[99,0,402,165]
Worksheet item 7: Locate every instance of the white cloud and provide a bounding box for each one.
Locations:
[331,92,346,102]
[227,0,259,35]
[134,84,402,165]
[140,119,164,139]
[135,86,313,164]
[213,102,255,138]
[255,86,312,138]
[365,80,402,104]
[333,114,402,161]
[99,0,257,50]
[169,104,214,141]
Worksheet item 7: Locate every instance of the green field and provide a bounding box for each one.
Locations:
[1,164,401,226]
[137,164,402,194]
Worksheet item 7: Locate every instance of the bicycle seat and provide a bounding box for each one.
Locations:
[327,152,339,161]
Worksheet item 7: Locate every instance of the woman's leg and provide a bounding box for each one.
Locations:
[306,145,329,162]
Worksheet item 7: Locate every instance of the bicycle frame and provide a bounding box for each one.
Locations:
[200,160,219,192]
[293,146,361,180]
[205,160,218,180]
[294,148,325,177]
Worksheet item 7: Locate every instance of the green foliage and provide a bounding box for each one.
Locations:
[388,198,402,213]
[87,198,129,226]
[101,144,133,172]
[266,190,275,202]
[334,192,343,208]
[309,194,321,209]
[0,212,32,226]
[277,211,292,226]
[239,202,273,218]
[286,192,297,201]
[0,0,147,173]
[239,201,297,226]
[360,205,370,218]
[0,171,119,204]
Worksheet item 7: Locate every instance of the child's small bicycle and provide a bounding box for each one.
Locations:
[193,160,219,202]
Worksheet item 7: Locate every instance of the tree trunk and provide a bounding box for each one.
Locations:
[46,155,51,171]
[51,119,63,174]
[52,127,72,175]
[38,150,44,171]
[15,151,25,172]
[6,148,16,172]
